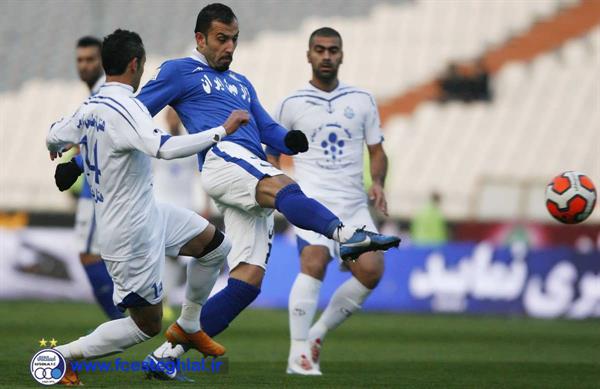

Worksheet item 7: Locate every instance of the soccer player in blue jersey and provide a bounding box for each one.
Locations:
[139,5,399,373]
[53,36,123,320]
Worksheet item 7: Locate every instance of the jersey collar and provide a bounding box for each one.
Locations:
[99,82,135,95]
[306,81,346,95]
[189,49,209,66]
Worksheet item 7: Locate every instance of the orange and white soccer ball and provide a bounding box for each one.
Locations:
[545,171,596,224]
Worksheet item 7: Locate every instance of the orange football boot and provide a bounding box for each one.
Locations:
[58,361,82,386]
[165,322,226,357]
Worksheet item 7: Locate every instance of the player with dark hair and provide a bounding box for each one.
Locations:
[53,36,124,320]
[134,4,399,377]
[267,27,390,375]
[46,29,248,385]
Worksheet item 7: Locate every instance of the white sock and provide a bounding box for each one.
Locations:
[55,317,150,360]
[288,273,321,357]
[153,341,186,359]
[309,277,372,342]
[332,224,355,243]
[177,299,202,333]
[176,235,230,333]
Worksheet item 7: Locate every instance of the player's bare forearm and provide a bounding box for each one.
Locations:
[368,143,389,216]
[368,143,388,187]
[267,154,281,169]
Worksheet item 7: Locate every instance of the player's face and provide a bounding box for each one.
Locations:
[196,20,239,71]
[76,46,102,85]
[307,36,343,82]
[131,55,146,92]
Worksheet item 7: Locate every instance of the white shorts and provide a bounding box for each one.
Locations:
[74,197,99,255]
[104,203,209,311]
[201,141,281,271]
[295,201,378,261]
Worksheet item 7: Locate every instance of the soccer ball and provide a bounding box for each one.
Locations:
[545,171,596,224]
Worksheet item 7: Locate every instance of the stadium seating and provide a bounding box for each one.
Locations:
[0,0,597,221]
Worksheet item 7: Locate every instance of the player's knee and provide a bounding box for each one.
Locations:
[300,253,328,280]
[354,257,384,289]
[133,316,162,337]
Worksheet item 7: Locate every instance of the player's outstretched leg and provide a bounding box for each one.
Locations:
[308,252,383,373]
[54,304,160,385]
[256,175,400,260]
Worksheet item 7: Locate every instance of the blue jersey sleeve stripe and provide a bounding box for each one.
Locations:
[211,146,266,180]
[91,96,137,124]
[159,134,171,147]
[85,101,138,135]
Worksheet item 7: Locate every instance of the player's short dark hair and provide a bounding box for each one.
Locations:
[309,27,343,48]
[101,29,145,76]
[76,36,102,49]
[194,3,237,35]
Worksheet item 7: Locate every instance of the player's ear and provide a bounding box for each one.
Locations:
[306,49,310,63]
[195,32,207,49]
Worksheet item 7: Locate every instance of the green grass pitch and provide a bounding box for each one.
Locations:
[1,301,598,388]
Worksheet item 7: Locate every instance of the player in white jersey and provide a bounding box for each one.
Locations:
[46,30,248,385]
[54,36,124,320]
[267,28,390,375]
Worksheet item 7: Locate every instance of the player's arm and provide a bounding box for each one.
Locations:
[368,143,388,216]
[157,110,249,159]
[124,100,248,160]
[264,98,293,168]
[46,113,81,159]
[136,61,183,117]
[365,94,389,216]
[246,80,308,155]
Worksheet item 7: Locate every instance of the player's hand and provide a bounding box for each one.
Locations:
[49,144,73,161]
[369,183,388,217]
[223,110,250,135]
[55,158,83,192]
[284,130,309,153]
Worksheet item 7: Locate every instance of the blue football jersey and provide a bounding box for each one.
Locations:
[137,51,293,170]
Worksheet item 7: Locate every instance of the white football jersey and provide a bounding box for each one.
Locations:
[152,156,198,210]
[47,82,168,261]
[274,83,384,207]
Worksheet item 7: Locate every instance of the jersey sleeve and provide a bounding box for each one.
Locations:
[245,78,295,155]
[265,98,294,157]
[46,109,83,152]
[110,99,167,157]
[136,60,184,117]
[364,94,385,145]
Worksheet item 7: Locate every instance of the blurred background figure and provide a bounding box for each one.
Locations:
[410,192,449,246]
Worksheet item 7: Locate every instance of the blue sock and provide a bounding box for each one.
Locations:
[82,260,123,320]
[200,278,260,337]
[275,183,341,239]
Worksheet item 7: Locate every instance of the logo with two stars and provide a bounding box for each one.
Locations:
[31,338,66,385]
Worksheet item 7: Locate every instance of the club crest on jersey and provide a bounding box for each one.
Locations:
[312,123,352,170]
[344,106,355,119]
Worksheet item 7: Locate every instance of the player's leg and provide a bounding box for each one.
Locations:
[76,198,122,320]
[198,206,271,338]
[156,204,229,356]
[287,241,331,375]
[308,206,385,372]
[310,251,383,344]
[256,174,400,259]
[54,256,166,384]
